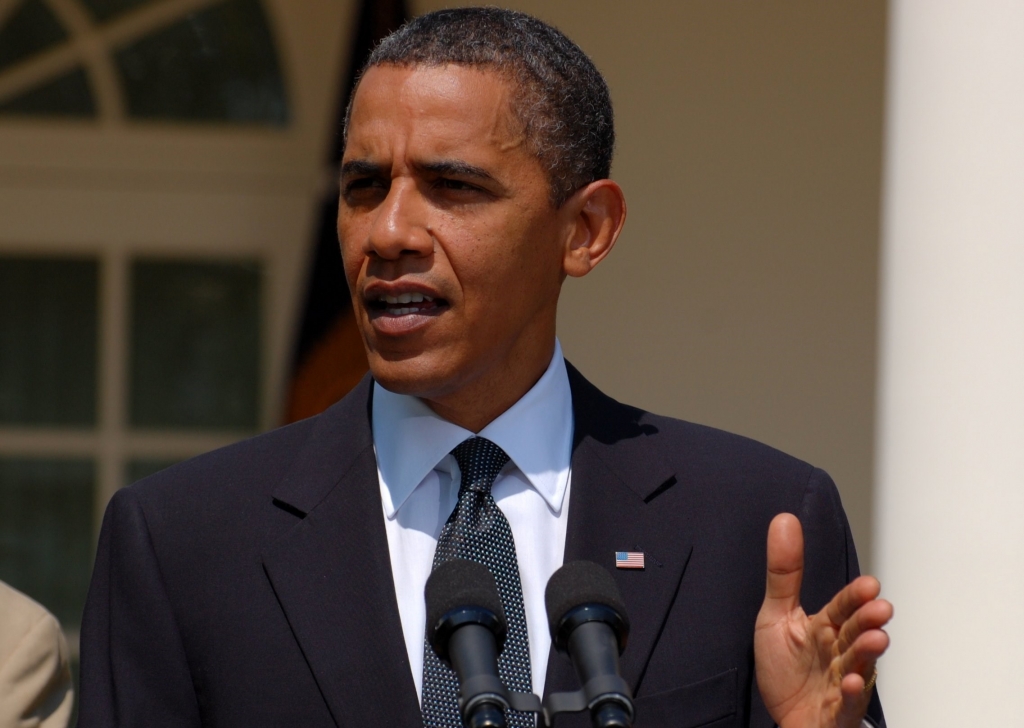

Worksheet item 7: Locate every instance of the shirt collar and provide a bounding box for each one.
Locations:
[372,340,573,518]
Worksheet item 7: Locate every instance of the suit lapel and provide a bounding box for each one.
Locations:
[545,365,694,699]
[262,376,422,728]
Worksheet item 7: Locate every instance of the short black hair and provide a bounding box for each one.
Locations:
[345,7,614,207]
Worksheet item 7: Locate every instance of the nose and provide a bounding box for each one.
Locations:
[365,179,433,261]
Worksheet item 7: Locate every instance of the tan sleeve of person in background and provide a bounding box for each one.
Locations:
[0,581,73,728]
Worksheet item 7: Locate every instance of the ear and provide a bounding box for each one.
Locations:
[561,179,627,278]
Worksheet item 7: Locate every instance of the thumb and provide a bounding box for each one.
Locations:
[763,513,805,616]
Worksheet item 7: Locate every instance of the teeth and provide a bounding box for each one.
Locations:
[375,292,435,307]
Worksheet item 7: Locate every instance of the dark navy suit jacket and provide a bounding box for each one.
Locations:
[78,364,885,727]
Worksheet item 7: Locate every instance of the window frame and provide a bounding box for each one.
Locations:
[0,1,355,670]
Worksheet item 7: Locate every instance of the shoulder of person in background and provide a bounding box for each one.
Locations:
[0,580,73,728]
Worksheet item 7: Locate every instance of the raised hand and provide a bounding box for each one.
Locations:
[754,514,892,728]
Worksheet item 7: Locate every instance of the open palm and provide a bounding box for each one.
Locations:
[754,514,892,728]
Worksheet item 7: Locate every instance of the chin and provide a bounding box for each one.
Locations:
[366,350,465,400]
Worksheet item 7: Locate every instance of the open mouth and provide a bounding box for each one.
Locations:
[366,292,448,317]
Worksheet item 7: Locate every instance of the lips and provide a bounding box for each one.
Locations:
[362,286,449,335]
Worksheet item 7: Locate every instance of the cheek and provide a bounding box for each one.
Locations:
[456,218,562,307]
[342,259,363,296]
[338,250,360,291]
[504,215,564,286]
[338,217,366,286]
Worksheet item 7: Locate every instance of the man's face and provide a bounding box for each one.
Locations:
[339,64,570,403]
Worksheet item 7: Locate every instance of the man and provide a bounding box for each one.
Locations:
[79,8,890,728]
[0,580,73,728]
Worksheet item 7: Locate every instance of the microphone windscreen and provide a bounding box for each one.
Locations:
[544,560,629,639]
[425,559,506,647]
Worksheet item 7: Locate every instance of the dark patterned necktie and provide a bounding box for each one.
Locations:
[421,437,533,728]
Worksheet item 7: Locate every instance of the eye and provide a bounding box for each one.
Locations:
[436,178,481,192]
[344,177,380,191]
[342,177,388,201]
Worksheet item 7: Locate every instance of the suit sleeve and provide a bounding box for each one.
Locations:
[78,487,202,727]
[798,469,886,728]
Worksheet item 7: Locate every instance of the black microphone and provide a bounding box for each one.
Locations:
[545,561,634,728]
[425,559,510,728]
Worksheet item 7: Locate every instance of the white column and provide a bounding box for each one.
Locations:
[875,2,1024,725]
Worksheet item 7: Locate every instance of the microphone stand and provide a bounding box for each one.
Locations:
[467,683,633,728]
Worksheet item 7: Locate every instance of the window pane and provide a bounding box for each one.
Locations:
[0,458,95,628]
[130,259,261,429]
[126,458,179,485]
[0,0,68,72]
[114,0,288,125]
[0,66,96,118]
[0,257,98,426]
[80,0,153,23]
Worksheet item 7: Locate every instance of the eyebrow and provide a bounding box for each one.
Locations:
[340,158,499,185]
[417,159,498,184]
[340,159,384,179]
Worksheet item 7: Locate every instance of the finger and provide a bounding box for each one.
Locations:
[837,599,894,654]
[824,575,881,628]
[763,513,804,613]
[836,671,874,728]
[838,629,890,678]
[833,632,887,728]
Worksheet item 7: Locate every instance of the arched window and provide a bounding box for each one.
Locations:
[0,0,288,124]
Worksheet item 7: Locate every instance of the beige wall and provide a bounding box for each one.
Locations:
[415,0,888,569]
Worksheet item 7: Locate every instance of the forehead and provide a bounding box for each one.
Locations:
[345,64,527,161]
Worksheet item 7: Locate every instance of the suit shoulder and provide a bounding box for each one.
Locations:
[567,361,824,491]
[123,414,320,509]
[641,409,819,482]
[124,376,374,512]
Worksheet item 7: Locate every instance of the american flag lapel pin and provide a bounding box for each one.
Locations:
[615,551,645,570]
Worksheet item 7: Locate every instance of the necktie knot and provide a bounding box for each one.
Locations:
[451,437,510,495]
